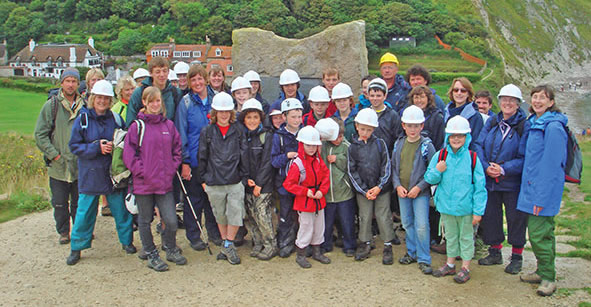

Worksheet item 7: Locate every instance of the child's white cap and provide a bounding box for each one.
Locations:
[401,105,425,124]
[445,116,471,134]
[316,118,339,141]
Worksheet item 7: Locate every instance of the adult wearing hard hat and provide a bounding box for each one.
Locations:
[133,68,150,85]
[444,77,484,150]
[270,69,310,115]
[379,52,411,113]
[66,80,136,265]
[474,84,529,275]
[244,70,270,114]
[174,62,190,95]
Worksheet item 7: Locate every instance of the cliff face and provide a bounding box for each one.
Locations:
[472,0,591,86]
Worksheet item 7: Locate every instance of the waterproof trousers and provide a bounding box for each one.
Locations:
[528,215,556,281]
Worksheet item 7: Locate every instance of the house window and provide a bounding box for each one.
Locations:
[193,51,201,58]
[174,51,182,57]
[215,48,221,56]
[182,51,190,57]
[161,50,168,57]
[151,50,158,57]
[227,65,233,72]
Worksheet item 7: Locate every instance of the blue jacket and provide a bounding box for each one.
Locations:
[385,74,411,113]
[270,91,310,115]
[517,112,568,216]
[444,101,484,150]
[347,134,391,194]
[271,124,300,195]
[374,106,402,154]
[175,91,212,168]
[126,77,182,126]
[69,108,122,195]
[432,89,446,113]
[424,132,487,216]
[333,108,358,143]
[474,108,529,191]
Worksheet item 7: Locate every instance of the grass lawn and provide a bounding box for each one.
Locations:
[0,88,47,135]
[369,53,483,73]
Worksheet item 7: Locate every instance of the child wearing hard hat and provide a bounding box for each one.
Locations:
[366,78,402,154]
[347,108,396,265]
[271,98,304,258]
[379,52,411,113]
[270,69,310,115]
[239,98,278,261]
[332,82,359,143]
[244,70,270,114]
[303,86,331,127]
[391,105,436,275]
[283,126,331,268]
[198,92,248,265]
[315,118,357,257]
[231,76,253,114]
[424,115,487,284]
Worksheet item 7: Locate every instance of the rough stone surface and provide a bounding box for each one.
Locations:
[232,21,368,101]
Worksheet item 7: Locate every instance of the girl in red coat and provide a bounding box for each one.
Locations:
[283,126,331,268]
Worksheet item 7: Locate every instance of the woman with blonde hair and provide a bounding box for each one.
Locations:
[112,75,136,122]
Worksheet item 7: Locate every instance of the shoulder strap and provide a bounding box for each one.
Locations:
[134,119,145,147]
[469,150,477,184]
[183,95,191,110]
[80,112,88,130]
[293,157,306,184]
[172,88,180,110]
[259,131,266,145]
[112,112,123,128]
[438,148,448,162]
[49,95,59,134]
[279,134,284,152]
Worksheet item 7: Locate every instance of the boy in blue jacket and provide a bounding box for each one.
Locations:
[425,116,487,283]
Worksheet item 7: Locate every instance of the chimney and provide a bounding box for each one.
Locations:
[70,47,77,64]
[29,39,35,52]
[88,37,94,49]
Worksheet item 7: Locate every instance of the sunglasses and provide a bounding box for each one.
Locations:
[452,88,468,93]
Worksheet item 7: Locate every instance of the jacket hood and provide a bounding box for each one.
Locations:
[528,111,568,129]
[138,112,166,124]
[297,142,321,161]
[444,101,478,122]
[334,107,358,120]
[444,132,472,154]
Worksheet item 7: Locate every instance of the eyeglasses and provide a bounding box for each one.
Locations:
[452,88,468,93]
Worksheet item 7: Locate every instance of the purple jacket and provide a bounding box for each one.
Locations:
[123,112,182,195]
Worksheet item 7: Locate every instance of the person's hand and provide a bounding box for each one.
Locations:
[100,140,113,155]
[327,155,337,163]
[307,189,315,198]
[365,190,376,200]
[287,152,298,159]
[472,215,482,225]
[253,185,262,197]
[181,164,192,180]
[396,186,408,198]
[368,186,381,199]
[533,205,543,216]
[407,186,421,199]
[486,166,500,178]
[436,160,446,173]
[53,154,61,161]
[247,179,256,187]
[314,191,323,199]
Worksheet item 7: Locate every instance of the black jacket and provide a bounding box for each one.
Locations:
[198,123,248,185]
[243,126,274,194]
[422,107,446,150]
[347,134,392,194]
[373,106,402,154]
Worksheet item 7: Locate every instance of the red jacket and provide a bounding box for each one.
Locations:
[302,103,337,127]
[283,143,330,213]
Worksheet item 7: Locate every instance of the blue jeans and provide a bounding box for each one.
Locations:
[399,195,431,264]
[322,198,357,252]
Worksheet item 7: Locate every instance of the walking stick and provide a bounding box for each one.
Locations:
[176,172,213,255]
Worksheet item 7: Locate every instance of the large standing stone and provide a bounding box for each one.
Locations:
[232,20,368,102]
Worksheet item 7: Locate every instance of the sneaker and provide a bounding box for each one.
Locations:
[166,247,187,265]
[504,254,523,274]
[430,242,446,255]
[59,233,70,245]
[250,244,264,258]
[216,251,227,261]
[147,251,169,272]
[419,262,433,275]
[138,248,148,260]
[453,267,471,284]
[162,244,183,254]
[398,253,417,265]
[221,245,241,265]
[520,271,542,284]
[536,280,557,296]
[176,203,184,212]
[122,243,137,254]
[66,250,81,266]
[382,245,393,265]
[344,249,355,257]
[432,264,456,277]
[190,239,207,251]
[478,248,502,265]
[355,243,371,261]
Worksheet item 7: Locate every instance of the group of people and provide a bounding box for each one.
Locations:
[34,52,568,297]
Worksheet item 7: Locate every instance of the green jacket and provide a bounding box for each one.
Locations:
[111,99,128,122]
[34,90,85,183]
[320,139,354,203]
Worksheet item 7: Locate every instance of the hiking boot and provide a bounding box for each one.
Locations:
[355,242,371,261]
[344,249,355,257]
[478,247,502,265]
[398,253,417,265]
[536,280,557,297]
[147,251,168,272]
[430,242,446,255]
[216,251,227,261]
[432,264,456,277]
[138,248,148,260]
[520,271,542,284]
[279,245,295,258]
[166,247,187,265]
[250,244,264,258]
[296,247,311,269]
[419,262,433,275]
[453,267,471,284]
[221,245,241,265]
[122,243,137,254]
[312,245,331,264]
[66,250,81,266]
[390,233,401,245]
[257,246,278,261]
[162,244,183,254]
[176,203,184,212]
[190,239,207,251]
[59,233,70,245]
[505,254,523,274]
[382,245,393,265]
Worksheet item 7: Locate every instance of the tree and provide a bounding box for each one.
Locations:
[43,0,60,22]
[203,15,233,45]
[0,1,19,25]
[75,0,112,21]
[3,7,47,56]
[110,28,150,55]
[170,1,209,27]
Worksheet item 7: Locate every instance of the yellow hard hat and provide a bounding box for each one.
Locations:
[379,52,399,66]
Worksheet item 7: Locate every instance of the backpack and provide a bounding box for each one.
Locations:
[564,125,582,184]
[43,95,60,166]
[111,119,145,189]
[287,157,306,184]
[438,148,478,184]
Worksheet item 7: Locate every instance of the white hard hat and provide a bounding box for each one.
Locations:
[168,70,178,81]
[231,76,252,92]
[211,92,235,111]
[242,98,263,112]
[269,109,283,116]
[315,118,339,141]
[281,98,303,113]
[355,108,379,127]
[308,86,330,102]
[133,68,150,80]
[243,70,261,82]
[174,62,190,75]
[445,116,471,134]
[91,80,114,97]
[497,84,523,103]
[368,78,388,92]
[296,126,322,145]
[279,69,300,85]
[331,82,353,100]
[401,105,425,124]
